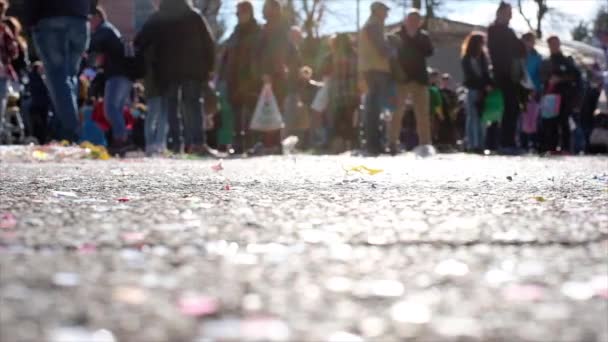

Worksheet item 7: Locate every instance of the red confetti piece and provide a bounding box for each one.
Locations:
[117,198,130,202]
[0,213,17,229]
[178,294,219,317]
[223,184,231,191]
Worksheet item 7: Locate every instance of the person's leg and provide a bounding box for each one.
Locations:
[389,84,407,147]
[558,100,572,152]
[34,17,88,142]
[0,78,8,142]
[145,96,160,153]
[411,82,431,146]
[165,83,182,153]
[465,89,479,150]
[499,83,519,149]
[104,76,131,141]
[181,80,204,147]
[364,71,383,154]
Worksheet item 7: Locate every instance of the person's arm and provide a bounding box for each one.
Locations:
[365,23,391,59]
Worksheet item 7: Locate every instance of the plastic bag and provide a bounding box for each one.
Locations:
[540,94,561,119]
[311,78,330,113]
[250,84,284,132]
[481,89,504,124]
[521,99,540,134]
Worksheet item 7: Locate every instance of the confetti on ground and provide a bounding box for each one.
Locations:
[345,165,384,176]
[0,213,17,229]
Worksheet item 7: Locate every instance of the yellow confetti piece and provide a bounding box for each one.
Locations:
[80,142,111,160]
[32,150,49,161]
[345,165,384,176]
[533,196,546,202]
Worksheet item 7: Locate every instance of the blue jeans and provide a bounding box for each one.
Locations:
[165,80,204,152]
[32,16,89,142]
[104,76,132,141]
[145,96,168,153]
[465,89,484,150]
[364,71,391,154]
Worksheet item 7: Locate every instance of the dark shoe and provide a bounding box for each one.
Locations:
[109,139,137,157]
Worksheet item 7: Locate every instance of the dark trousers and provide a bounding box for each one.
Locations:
[165,80,204,153]
[541,96,572,153]
[30,106,49,145]
[498,81,520,148]
[232,95,258,153]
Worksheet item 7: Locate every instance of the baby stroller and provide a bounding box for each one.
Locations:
[0,83,25,145]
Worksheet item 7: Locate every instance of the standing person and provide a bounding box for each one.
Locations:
[26,0,91,143]
[359,1,392,156]
[391,9,434,156]
[89,7,135,155]
[136,0,217,156]
[461,31,492,152]
[222,0,262,155]
[325,33,359,153]
[256,0,300,155]
[487,1,526,154]
[540,35,582,154]
[438,73,458,150]
[0,2,17,143]
[520,32,543,150]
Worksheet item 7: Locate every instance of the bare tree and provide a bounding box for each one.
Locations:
[300,0,326,38]
[517,0,550,38]
[194,0,223,38]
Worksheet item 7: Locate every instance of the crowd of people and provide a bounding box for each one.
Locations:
[0,0,606,157]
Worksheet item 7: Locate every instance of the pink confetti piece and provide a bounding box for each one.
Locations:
[211,161,224,172]
[223,184,231,191]
[122,232,146,243]
[596,289,608,299]
[503,284,545,302]
[178,294,219,317]
[0,213,17,229]
[117,198,130,203]
[78,243,97,254]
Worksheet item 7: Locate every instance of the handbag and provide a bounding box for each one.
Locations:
[481,89,504,124]
[311,78,330,113]
[249,84,284,131]
[521,99,540,134]
[540,93,561,119]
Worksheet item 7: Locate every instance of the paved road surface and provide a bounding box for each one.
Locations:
[1,153,607,341]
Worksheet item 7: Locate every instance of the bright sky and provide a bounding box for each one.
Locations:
[219,0,603,39]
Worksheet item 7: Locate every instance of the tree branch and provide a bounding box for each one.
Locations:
[517,0,535,33]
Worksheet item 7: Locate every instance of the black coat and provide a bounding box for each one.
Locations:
[25,0,93,27]
[135,0,215,85]
[89,21,129,79]
[487,22,525,84]
[396,27,434,84]
[461,54,492,90]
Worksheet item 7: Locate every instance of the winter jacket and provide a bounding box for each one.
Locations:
[461,54,492,90]
[25,0,93,28]
[541,52,582,95]
[257,19,300,101]
[135,0,215,85]
[487,22,525,84]
[89,21,129,79]
[525,49,543,93]
[396,26,434,84]
[358,16,391,74]
[223,20,263,104]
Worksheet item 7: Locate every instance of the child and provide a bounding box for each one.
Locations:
[80,98,107,146]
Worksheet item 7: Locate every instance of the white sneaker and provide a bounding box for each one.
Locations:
[413,144,436,158]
